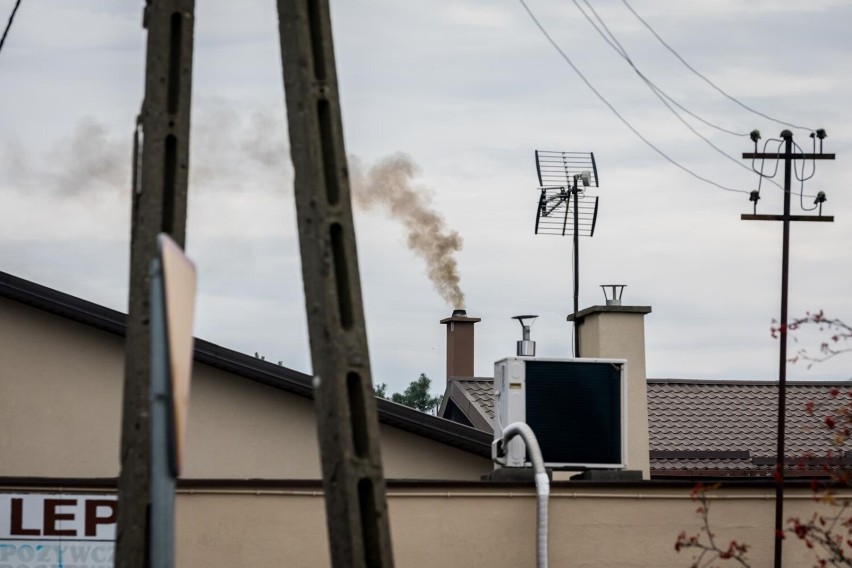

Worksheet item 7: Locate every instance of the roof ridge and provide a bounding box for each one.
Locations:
[648,378,852,385]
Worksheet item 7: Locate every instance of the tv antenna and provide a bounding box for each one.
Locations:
[532,150,600,356]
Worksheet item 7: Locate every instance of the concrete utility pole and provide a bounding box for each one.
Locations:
[116,2,195,566]
[276,1,395,566]
[741,129,834,568]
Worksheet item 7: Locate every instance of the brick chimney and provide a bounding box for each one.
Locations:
[567,304,652,478]
[440,309,481,380]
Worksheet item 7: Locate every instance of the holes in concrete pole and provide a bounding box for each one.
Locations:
[317,99,340,205]
[357,478,382,567]
[162,135,177,235]
[168,13,184,114]
[330,223,353,329]
[307,0,326,81]
[347,372,368,458]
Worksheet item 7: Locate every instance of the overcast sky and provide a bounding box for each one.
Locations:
[1,0,850,397]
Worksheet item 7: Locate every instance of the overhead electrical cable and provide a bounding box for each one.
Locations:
[750,138,816,201]
[751,138,783,182]
[620,0,814,133]
[573,0,784,192]
[0,0,22,57]
[752,138,783,198]
[518,0,748,195]
[578,0,749,138]
[793,139,816,182]
[793,140,818,209]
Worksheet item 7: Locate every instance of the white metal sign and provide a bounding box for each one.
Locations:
[159,233,197,475]
[0,493,116,567]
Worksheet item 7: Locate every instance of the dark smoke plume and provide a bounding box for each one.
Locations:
[1,106,291,198]
[351,153,465,309]
[2,117,130,196]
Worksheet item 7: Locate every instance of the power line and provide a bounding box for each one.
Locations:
[0,0,22,57]
[518,0,748,195]
[620,0,814,133]
[751,138,817,200]
[573,0,784,192]
[752,138,784,197]
[577,0,748,138]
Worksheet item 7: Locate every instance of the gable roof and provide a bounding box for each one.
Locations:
[0,270,491,458]
[438,378,495,432]
[446,375,852,477]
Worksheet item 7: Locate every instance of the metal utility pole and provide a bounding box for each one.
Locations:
[571,176,580,356]
[741,129,834,568]
[276,1,394,567]
[116,2,195,566]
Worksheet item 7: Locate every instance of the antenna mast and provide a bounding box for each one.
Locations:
[532,150,601,356]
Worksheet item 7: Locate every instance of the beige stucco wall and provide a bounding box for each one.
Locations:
[0,298,125,478]
[0,482,840,567]
[577,309,651,478]
[0,297,490,481]
[184,365,490,479]
[171,485,840,567]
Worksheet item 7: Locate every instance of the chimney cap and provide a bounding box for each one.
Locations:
[601,284,626,306]
[441,310,481,324]
[567,305,652,323]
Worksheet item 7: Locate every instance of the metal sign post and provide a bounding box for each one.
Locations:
[276,1,395,566]
[148,234,197,568]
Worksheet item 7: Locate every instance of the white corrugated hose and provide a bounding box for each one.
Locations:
[500,422,549,568]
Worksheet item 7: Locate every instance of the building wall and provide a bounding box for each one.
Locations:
[172,484,847,567]
[0,483,829,567]
[0,297,125,478]
[0,297,490,481]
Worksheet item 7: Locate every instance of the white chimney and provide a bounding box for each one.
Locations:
[567,300,652,479]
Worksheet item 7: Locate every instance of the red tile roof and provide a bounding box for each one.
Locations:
[648,379,852,476]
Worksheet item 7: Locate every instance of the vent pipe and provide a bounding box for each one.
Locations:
[512,315,538,356]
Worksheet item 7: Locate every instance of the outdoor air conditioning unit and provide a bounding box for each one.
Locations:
[493,357,627,469]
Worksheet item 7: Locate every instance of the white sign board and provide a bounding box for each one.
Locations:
[0,493,116,567]
[159,233,197,475]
